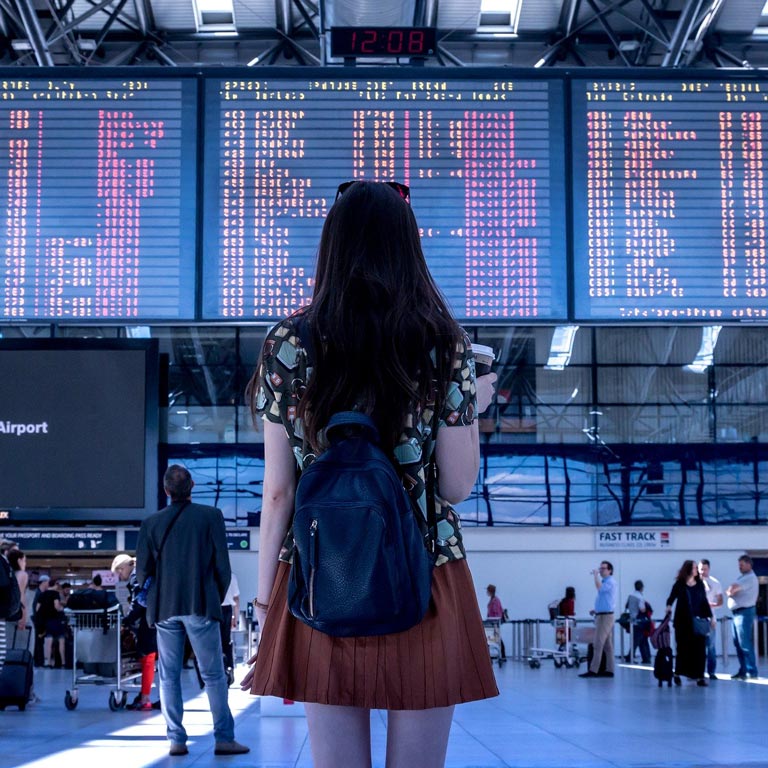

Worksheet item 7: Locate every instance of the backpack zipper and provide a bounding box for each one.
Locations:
[308,518,318,618]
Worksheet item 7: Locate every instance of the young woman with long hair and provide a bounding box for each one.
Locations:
[242,181,499,768]
[665,559,713,687]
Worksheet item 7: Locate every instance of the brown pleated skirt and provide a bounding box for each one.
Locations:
[249,558,499,710]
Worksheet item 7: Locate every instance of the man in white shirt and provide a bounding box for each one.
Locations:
[698,559,723,680]
[726,554,759,680]
[626,580,651,664]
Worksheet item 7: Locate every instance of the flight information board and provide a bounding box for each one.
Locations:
[572,78,768,321]
[0,77,197,320]
[202,74,567,321]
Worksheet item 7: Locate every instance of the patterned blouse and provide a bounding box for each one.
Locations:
[253,316,478,568]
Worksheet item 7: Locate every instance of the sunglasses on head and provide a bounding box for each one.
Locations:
[335,180,410,203]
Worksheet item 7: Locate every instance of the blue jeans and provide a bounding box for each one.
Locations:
[704,623,717,675]
[731,607,758,677]
[632,623,651,663]
[156,615,235,745]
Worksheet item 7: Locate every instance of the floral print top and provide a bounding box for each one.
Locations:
[253,316,478,567]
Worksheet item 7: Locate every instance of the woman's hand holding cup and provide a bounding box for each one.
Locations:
[476,372,497,413]
[472,343,497,413]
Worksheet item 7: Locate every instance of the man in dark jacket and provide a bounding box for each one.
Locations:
[137,465,248,757]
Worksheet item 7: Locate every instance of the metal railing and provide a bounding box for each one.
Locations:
[500,615,766,666]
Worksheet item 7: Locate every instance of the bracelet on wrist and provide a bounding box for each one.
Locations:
[254,598,269,611]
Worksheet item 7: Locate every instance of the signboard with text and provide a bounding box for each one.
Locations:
[595,529,672,550]
[123,529,250,551]
[2,529,117,551]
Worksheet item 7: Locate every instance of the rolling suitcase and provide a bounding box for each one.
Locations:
[653,647,674,687]
[0,634,34,710]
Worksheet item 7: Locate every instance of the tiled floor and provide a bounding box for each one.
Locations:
[2,660,767,768]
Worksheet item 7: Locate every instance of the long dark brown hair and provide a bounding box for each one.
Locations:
[294,181,460,452]
[676,560,699,583]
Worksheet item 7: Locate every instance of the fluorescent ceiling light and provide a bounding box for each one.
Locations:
[478,0,523,34]
[193,0,236,31]
[545,326,579,371]
[684,325,722,374]
[754,0,768,35]
[196,0,234,11]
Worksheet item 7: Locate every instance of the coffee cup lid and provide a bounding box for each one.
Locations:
[470,343,496,359]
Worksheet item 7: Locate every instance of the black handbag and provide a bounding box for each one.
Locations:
[686,587,711,637]
[692,616,711,637]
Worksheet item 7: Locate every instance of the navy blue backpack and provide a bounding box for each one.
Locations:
[287,411,435,637]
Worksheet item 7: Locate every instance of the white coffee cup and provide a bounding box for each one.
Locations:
[471,343,496,376]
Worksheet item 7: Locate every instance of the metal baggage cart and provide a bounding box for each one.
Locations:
[528,617,581,669]
[63,604,142,711]
[569,622,596,667]
[483,619,506,668]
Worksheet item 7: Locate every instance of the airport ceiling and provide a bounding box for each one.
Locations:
[0,0,767,70]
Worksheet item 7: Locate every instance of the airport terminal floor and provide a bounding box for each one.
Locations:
[2,659,767,768]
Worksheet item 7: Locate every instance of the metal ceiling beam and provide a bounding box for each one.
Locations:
[293,0,318,38]
[0,0,22,29]
[15,0,55,65]
[148,41,176,66]
[708,43,752,68]
[83,0,132,62]
[246,39,283,65]
[47,0,138,44]
[44,0,85,64]
[584,0,634,65]
[436,43,464,65]
[424,0,438,27]
[564,0,582,35]
[530,0,731,68]
[661,0,706,67]
[104,38,144,65]
[534,0,636,67]
[0,2,14,38]
[276,0,293,36]
[0,0,759,70]
[634,0,672,45]
[133,0,151,35]
[681,0,726,67]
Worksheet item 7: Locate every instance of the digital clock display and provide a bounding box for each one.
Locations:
[330,27,437,57]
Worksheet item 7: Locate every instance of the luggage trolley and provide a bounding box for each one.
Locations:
[483,618,506,668]
[569,622,596,668]
[63,604,142,711]
[528,616,581,669]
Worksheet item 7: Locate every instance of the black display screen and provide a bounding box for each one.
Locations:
[0,76,197,321]
[202,73,568,321]
[572,77,768,321]
[0,340,159,522]
[330,27,437,57]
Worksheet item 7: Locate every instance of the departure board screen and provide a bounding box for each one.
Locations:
[202,74,567,320]
[0,77,197,320]
[572,77,768,321]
